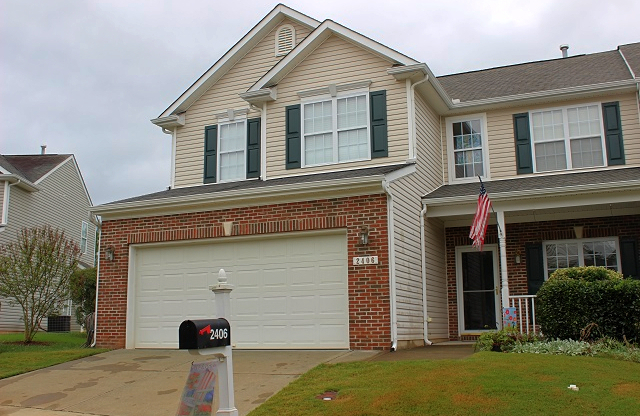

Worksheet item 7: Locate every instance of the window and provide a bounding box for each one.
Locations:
[302,92,370,166]
[80,221,88,254]
[446,114,489,181]
[218,120,246,182]
[531,104,605,172]
[543,238,619,279]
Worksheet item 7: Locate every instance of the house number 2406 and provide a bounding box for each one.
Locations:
[352,256,379,265]
[210,328,228,340]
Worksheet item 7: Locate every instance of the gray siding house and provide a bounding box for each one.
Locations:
[0,153,96,332]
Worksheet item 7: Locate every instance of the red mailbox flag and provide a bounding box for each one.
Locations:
[469,180,492,251]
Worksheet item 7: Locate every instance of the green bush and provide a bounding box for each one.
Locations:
[475,327,543,352]
[69,267,96,326]
[536,267,640,343]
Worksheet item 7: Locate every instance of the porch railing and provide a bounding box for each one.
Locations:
[508,295,537,334]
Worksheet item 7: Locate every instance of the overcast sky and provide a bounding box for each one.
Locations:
[2,0,639,205]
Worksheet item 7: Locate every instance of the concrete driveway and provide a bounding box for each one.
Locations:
[0,349,378,416]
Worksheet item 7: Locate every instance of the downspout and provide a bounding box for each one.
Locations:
[420,203,433,345]
[161,127,176,189]
[407,74,429,160]
[91,218,102,348]
[4,180,21,225]
[382,179,398,351]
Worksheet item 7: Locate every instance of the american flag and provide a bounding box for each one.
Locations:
[469,181,492,251]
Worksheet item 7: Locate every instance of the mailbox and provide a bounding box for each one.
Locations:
[179,318,231,350]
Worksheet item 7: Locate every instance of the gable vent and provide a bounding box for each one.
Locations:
[275,24,295,57]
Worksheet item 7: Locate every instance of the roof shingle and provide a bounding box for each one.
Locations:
[436,49,633,102]
[0,154,71,183]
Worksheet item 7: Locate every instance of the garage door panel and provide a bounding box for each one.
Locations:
[133,233,348,349]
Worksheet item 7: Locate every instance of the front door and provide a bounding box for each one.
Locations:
[456,245,500,333]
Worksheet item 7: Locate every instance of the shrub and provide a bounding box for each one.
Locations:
[536,267,640,343]
[475,327,543,352]
[69,267,97,326]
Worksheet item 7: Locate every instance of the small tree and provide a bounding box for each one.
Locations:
[0,226,80,343]
[69,267,96,326]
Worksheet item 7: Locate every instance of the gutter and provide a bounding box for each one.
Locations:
[0,174,39,192]
[91,220,102,348]
[420,204,433,346]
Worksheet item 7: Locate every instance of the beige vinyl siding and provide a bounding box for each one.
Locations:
[443,93,640,182]
[266,34,409,178]
[0,159,94,332]
[173,19,312,187]
[393,93,444,342]
[424,217,447,340]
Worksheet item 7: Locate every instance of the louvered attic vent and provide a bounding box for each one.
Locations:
[275,24,295,57]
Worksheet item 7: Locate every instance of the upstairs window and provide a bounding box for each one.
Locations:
[446,114,489,182]
[302,93,370,167]
[80,221,88,254]
[218,121,246,182]
[531,104,606,172]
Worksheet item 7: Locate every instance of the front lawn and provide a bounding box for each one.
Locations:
[248,352,640,416]
[0,332,108,379]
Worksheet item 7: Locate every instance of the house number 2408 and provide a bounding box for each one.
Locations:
[352,256,379,265]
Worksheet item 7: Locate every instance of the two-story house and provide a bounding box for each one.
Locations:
[0,152,97,331]
[92,4,640,350]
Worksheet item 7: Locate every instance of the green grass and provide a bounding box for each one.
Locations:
[0,332,109,379]
[248,352,640,416]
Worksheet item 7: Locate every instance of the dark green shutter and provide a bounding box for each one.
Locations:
[526,243,545,294]
[246,118,260,179]
[204,125,217,183]
[285,104,301,169]
[513,113,533,174]
[370,90,388,158]
[620,237,639,279]
[602,102,625,166]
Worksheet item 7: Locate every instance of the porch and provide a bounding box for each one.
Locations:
[421,168,640,341]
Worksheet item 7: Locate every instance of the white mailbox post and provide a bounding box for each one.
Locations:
[207,269,237,416]
[178,269,238,416]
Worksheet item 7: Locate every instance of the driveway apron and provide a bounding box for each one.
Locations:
[0,349,378,416]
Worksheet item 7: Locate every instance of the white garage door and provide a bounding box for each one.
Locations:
[131,232,348,349]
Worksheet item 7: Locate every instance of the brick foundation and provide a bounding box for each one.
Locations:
[97,194,391,350]
[445,214,640,340]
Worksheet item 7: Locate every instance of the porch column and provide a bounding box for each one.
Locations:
[496,210,509,309]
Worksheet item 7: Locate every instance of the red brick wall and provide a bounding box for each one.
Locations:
[97,194,391,350]
[445,214,640,340]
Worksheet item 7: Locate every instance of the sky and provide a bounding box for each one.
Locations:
[1,0,639,206]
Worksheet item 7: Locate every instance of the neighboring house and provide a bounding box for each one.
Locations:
[0,153,97,331]
[91,4,640,350]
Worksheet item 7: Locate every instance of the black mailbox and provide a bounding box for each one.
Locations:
[179,318,231,349]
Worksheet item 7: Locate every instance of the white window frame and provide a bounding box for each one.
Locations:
[80,221,88,254]
[542,237,621,280]
[530,102,607,173]
[301,89,371,168]
[446,113,490,183]
[217,118,247,183]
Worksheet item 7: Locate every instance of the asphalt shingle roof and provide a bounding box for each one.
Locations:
[620,42,640,78]
[0,154,70,183]
[106,164,410,205]
[436,49,634,102]
[423,167,640,201]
